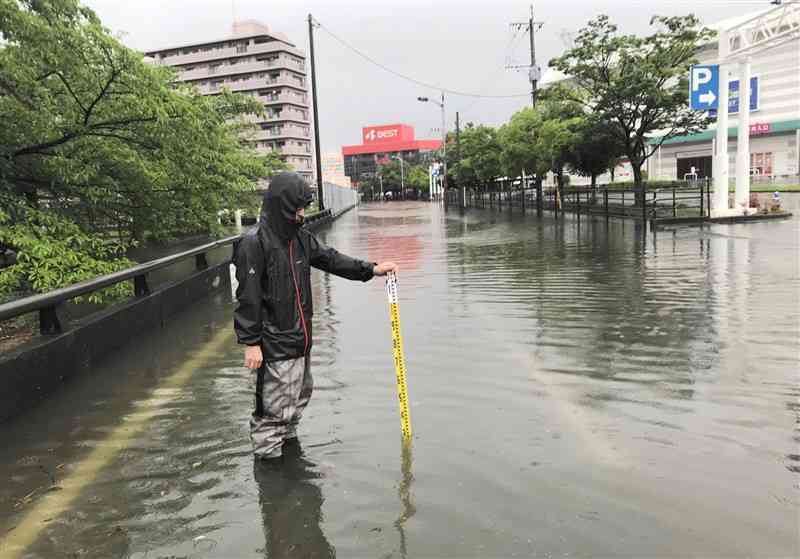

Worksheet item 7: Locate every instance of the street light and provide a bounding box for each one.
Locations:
[418,93,447,201]
[392,154,405,200]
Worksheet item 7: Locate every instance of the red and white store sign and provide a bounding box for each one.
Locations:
[749,122,770,135]
[363,125,400,144]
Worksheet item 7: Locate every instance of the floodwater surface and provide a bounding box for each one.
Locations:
[1,202,798,558]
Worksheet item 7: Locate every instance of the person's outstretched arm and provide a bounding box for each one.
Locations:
[233,234,265,369]
[308,233,397,280]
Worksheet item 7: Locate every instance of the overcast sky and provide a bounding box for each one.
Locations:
[84,0,767,152]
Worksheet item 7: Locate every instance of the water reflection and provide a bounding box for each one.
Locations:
[253,441,335,558]
[394,443,415,559]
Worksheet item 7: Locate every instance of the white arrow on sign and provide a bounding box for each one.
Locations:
[699,91,716,105]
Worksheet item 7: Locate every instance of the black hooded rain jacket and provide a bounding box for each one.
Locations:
[234,172,375,361]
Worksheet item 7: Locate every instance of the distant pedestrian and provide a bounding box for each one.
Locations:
[233,172,397,460]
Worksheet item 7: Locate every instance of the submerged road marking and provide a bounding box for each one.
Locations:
[0,327,234,558]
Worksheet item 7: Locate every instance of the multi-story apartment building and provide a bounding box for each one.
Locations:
[145,21,313,182]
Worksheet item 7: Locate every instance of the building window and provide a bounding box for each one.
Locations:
[254,37,271,45]
[750,152,773,176]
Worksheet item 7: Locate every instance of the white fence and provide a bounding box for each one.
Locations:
[322,182,358,216]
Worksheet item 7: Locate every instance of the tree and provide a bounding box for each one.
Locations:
[0,0,283,299]
[405,165,429,196]
[549,14,715,191]
[566,116,626,192]
[531,95,585,189]
[498,107,545,180]
[450,123,502,187]
[377,160,404,193]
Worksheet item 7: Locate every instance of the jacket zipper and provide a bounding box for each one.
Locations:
[289,241,309,356]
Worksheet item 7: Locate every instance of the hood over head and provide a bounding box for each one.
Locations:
[259,172,314,241]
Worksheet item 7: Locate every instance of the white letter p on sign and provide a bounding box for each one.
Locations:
[692,67,711,92]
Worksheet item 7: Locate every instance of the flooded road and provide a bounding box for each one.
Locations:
[1,202,798,558]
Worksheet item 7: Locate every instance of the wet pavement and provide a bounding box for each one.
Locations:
[1,202,798,558]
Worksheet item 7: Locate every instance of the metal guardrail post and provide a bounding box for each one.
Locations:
[537,179,543,217]
[673,187,677,218]
[195,252,208,270]
[700,181,704,217]
[40,305,64,335]
[134,275,150,297]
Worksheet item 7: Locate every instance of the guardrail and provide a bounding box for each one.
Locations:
[450,178,712,221]
[0,235,240,336]
[0,208,337,337]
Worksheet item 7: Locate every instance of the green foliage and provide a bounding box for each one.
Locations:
[549,14,715,185]
[497,96,585,186]
[377,160,403,191]
[0,0,284,300]
[0,196,132,302]
[450,123,502,186]
[498,107,543,178]
[564,113,626,186]
[405,165,429,192]
[533,96,585,185]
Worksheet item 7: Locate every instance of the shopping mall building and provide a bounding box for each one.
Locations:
[341,124,442,186]
[647,10,799,184]
[540,8,799,186]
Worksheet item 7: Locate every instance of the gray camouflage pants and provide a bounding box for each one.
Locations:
[251,356,313,459]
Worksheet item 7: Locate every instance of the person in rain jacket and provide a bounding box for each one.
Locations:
[234,172,397,460]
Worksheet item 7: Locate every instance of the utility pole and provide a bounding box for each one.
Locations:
[441,92,447,201]
[455,112,460,164]
[508,5,543,107]
[308,14,324,210]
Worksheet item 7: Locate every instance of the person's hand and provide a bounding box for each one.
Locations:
[244,344,263,369]
[373,262,399,277]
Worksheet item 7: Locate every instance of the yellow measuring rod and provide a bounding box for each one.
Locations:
[386,271,412,442]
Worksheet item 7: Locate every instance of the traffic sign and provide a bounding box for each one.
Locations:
[689,64,719,110]
[729,76,759,113]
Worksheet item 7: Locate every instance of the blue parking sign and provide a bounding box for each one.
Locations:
[689,65,719,110]
[729,76,759,113]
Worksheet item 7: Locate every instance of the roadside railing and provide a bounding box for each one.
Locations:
[0,235,241,336]
[0,207,340,338]
[449,177,712,221]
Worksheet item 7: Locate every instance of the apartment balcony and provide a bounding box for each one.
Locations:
[280,145,313,157]
[176,58,305,81]
[192,78,308,99]
[250,126,310,141]
[254,145,313,158]
[241,113,310,126]
[150,41,305,67]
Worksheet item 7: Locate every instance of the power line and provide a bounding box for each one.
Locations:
[313,17,531,99]
[459,27,530,115]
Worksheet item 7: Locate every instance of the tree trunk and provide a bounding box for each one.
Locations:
[591,174,597,204]
[632,160,645,206]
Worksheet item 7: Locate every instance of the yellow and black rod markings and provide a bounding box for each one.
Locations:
[386,271,412,442]
[0,327,234,559]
